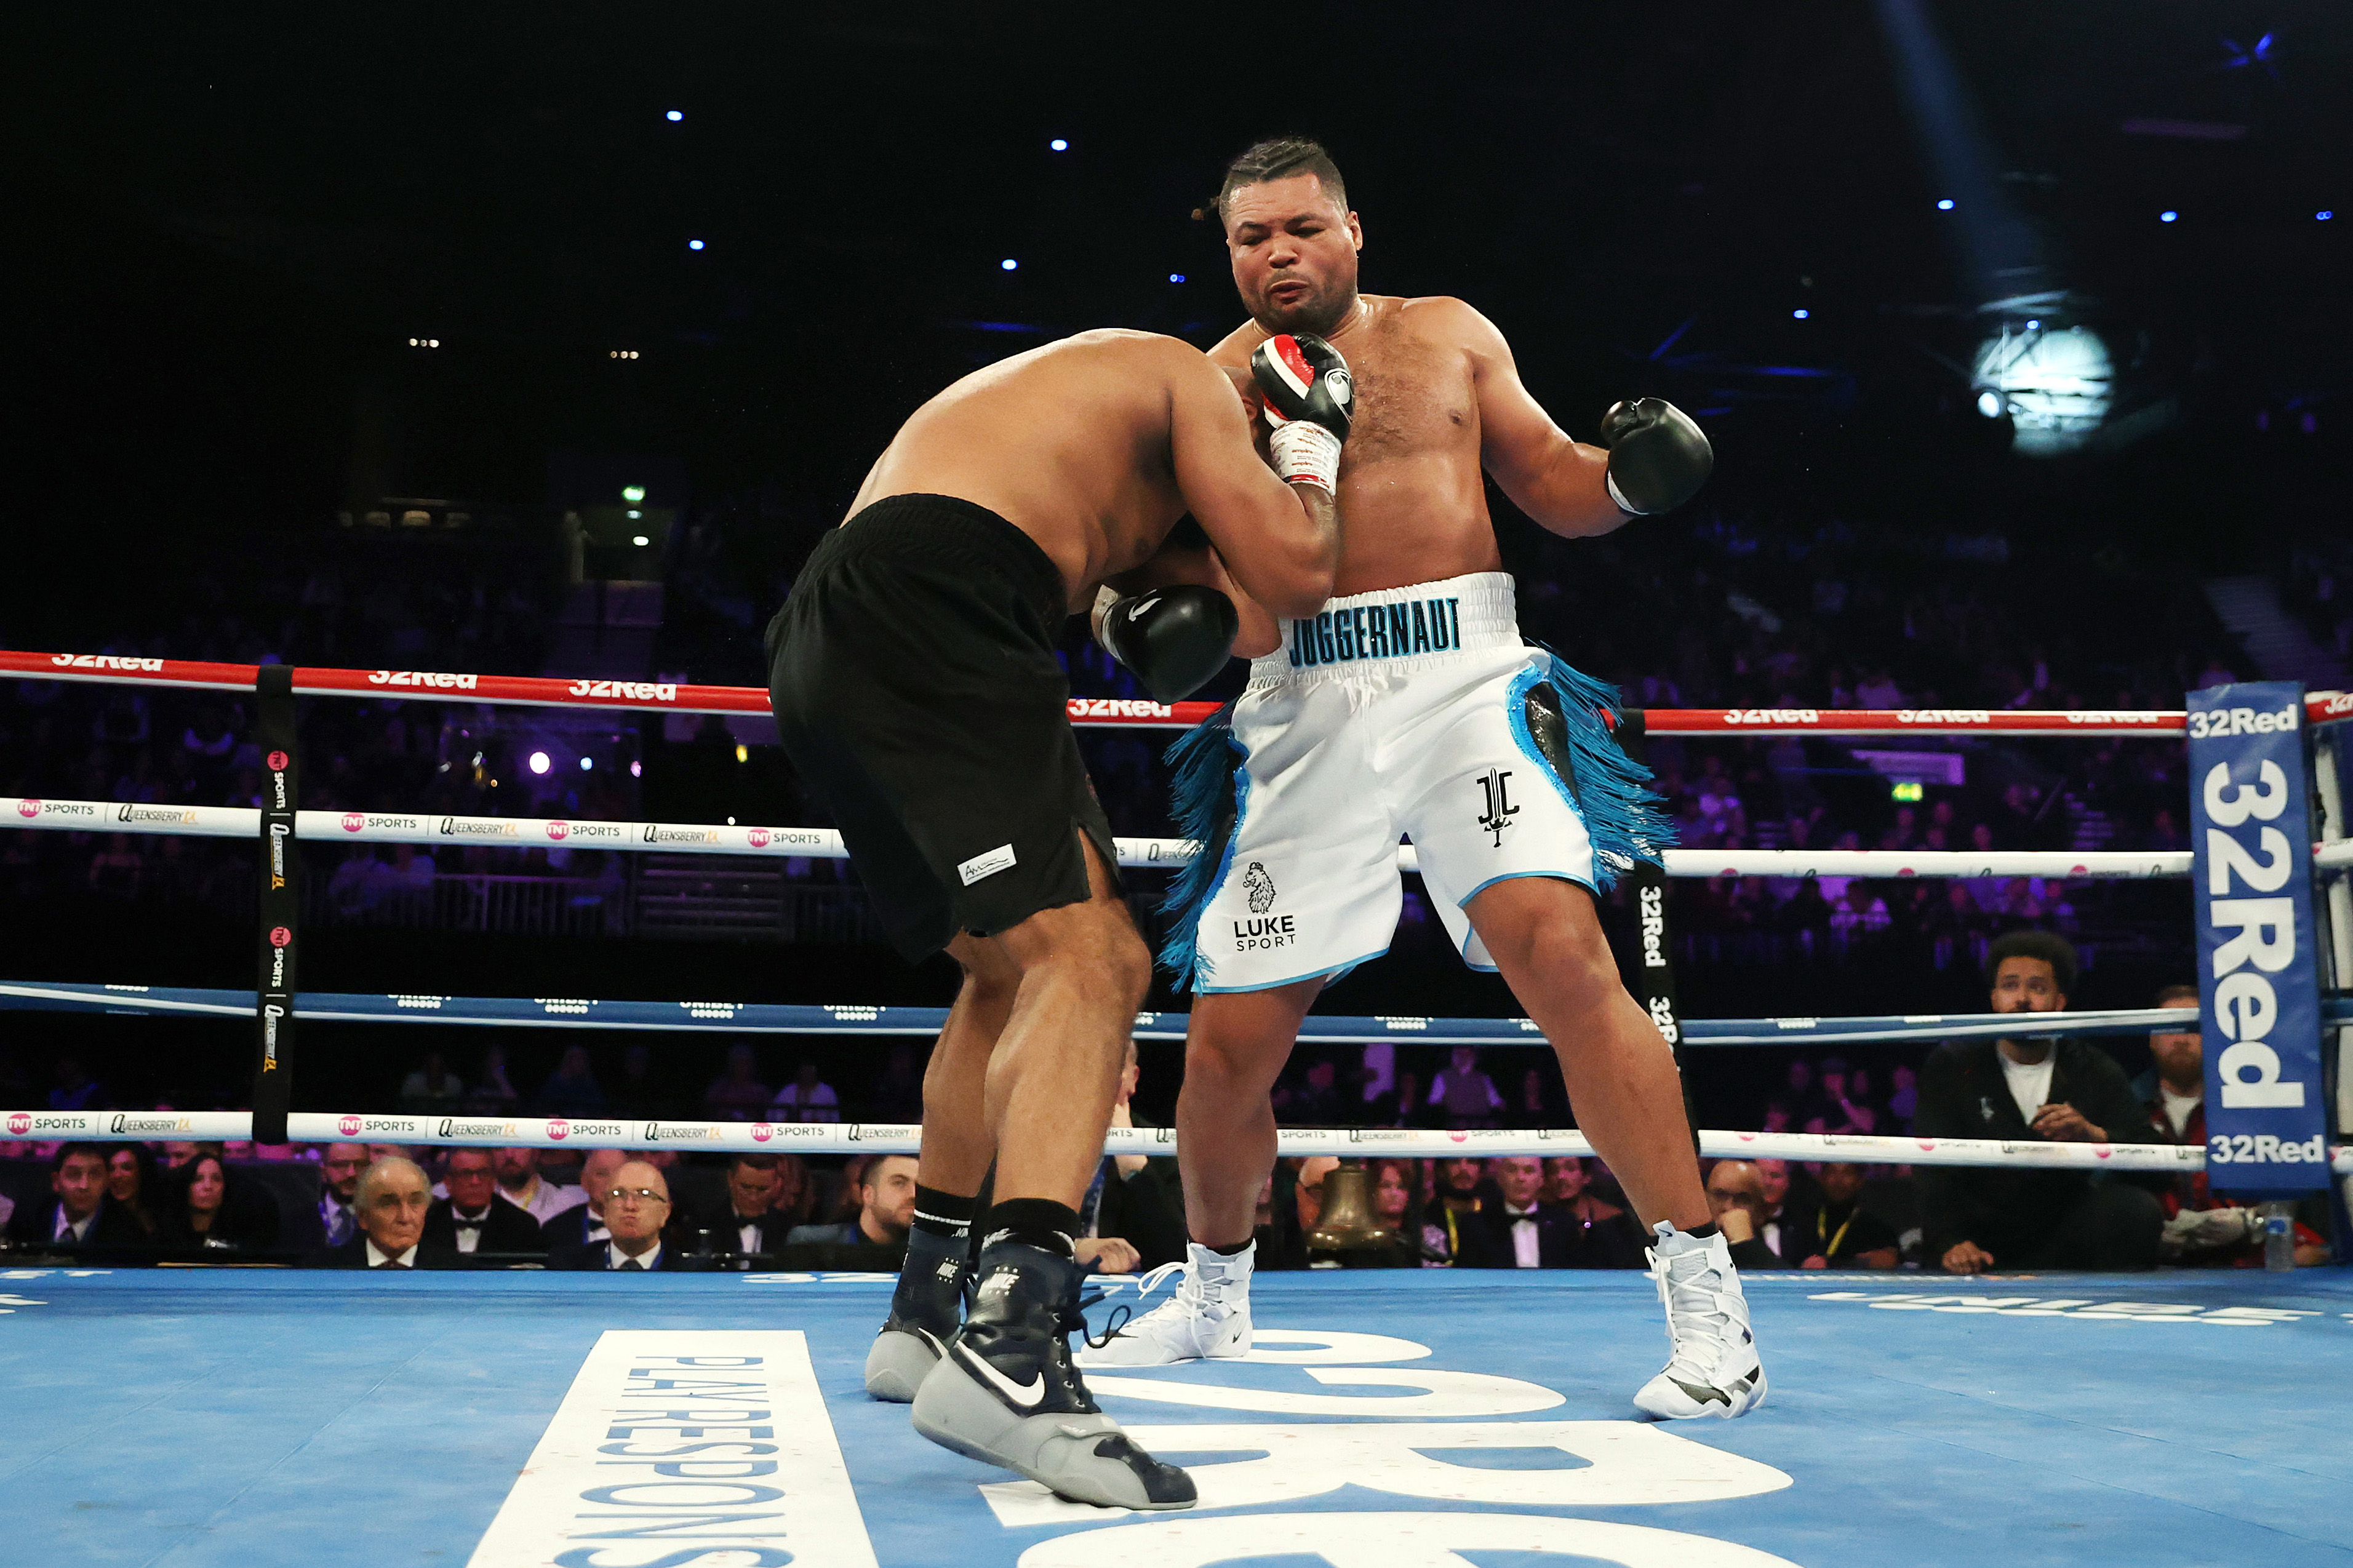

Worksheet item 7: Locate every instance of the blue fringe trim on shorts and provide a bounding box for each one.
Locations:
[1524,644,1675,889]
[1156,702,1242,990]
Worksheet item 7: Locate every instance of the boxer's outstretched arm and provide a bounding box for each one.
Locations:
[1167,353,1339,621]
[1450,300,1628,540]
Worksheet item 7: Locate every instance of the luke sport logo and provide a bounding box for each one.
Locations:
[567,679,678,701]
[52,653,166,671]
[367,670,479,690]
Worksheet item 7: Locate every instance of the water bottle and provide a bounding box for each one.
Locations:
[2260,1200,2294,1272]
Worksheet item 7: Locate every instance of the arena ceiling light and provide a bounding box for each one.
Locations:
[1971,319,2113,456]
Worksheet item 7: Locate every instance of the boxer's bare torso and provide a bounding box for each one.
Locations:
[850,329,1336,621]
[1211,294,1514,597]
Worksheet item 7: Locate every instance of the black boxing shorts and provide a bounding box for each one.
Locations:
[766,492,1121,961]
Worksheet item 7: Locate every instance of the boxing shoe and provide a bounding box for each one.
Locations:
[1632,1222,1766,1420]
[1076,1241,1253,1367]
[865,1232,967,1401]
[912,1240,1196,1511]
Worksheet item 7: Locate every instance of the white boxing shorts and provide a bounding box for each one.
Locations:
[1161,571,1668,993]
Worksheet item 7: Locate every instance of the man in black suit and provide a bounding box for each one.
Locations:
[549,1159,682,1270]
[424,1146,546,1258]
[1916,930,2163,1273]
[3,1143,148,1252]
[692,1154,797,1265]
[539,1148,630,1252]
[1458,1156,1598,1269]
[301,1155,460,1268]
[284,1142,370,1253]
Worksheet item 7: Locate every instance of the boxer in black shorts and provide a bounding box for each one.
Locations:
[764,326,1353,1509]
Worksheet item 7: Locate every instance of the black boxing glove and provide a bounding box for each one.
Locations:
[1092,583,1241,702]
[1250,332,1354,493]
[1599,398,1713,514]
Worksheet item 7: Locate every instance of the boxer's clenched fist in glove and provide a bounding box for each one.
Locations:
[1600,397,1712,515]
[1250,332,1353,494]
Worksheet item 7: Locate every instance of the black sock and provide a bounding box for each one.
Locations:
[1196,1235,1253,1257]
[1684,1220,1720,1240]
[911,1183,977,1243]
[985,1198,1081,1258]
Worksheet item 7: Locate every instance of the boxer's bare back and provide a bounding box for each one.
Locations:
[850,328,1338,622]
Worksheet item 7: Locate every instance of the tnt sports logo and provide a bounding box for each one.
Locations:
[546,822,569,842]
[546,1118,570,1141]
[747,828,770,849]
[751,1122,774,1142]
[267,751,289,772]
[7,1113,30,1135]
[342,812,365,833]
[16,799,36,818]
[270,926,292,948]
[338,1115,362,1136]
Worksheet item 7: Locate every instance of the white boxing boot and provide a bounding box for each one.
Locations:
[1077,1241,1253,1367]
[1632,1222,1767,1420]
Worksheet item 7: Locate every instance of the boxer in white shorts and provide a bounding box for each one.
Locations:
[1080,137,1768,1421]
[1175,571,1640,991]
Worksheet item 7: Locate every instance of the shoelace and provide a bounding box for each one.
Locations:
[1069,1286,1132,1351]
[1653,1251,1737,1376]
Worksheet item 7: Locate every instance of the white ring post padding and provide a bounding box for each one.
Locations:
[2,1108,2344,1172]
[2,798,2248,878]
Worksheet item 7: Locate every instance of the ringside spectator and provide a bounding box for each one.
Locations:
[772,1061,842,1123]
[159,1151,282,1254]
[490,1146,587,1225]
[540,1148,631,1251]
[693,1154,797,1263]
[1790,1163,1900,1269]
[1078,1039,1185,1273]
[1914,931,2162,1273]
[424,1148,547,1257]
[4,1143,146,1250]
[788,1153,916,1249]
[1704,1160,1788,1270]
[303,1156,455,1268]
[106,1144,161,1238]
[550,1160,681,1271]
[2136,984,2331,1268]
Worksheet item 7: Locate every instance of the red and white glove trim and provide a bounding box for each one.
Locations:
[1268,417,1343,494]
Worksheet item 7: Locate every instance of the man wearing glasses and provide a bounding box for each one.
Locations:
[549,1159,680,1271]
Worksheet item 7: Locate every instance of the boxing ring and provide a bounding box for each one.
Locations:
[3,649,2352,1567]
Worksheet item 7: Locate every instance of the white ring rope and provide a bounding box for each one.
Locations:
[5,1108,2341,1172]
[20,795,2327,876]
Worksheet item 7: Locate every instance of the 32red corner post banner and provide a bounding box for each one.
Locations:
[2186,681,2330,1192]
[252,665,299,1144]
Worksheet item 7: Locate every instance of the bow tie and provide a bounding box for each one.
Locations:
[453,1212,489,1227]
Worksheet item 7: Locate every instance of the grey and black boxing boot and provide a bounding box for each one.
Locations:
[911,1239,1196,1510]
[866,1220,969,1401]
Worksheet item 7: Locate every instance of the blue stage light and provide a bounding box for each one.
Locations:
[1000,258,1018,271]
[2027,319,2040,330]
[1936,198,1955,210]
[1049,138,1069,151]
[666,110,683,122]
[2320,210,2335,222]
[2160,210,2179,223]
[688,239,705,250]
[1792,308,1810,319]
[1169,273,1185,284]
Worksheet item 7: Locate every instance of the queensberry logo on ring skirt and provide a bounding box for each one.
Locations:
[2184,681,2328,1194]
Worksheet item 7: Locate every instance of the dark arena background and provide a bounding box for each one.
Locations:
[3,7,2350,1567]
